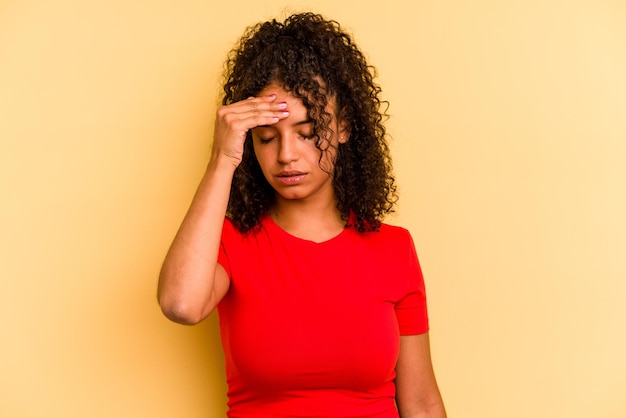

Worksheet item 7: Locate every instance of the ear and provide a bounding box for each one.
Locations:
[338,116,350,144]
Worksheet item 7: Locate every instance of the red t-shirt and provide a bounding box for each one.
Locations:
[217,215,429,417]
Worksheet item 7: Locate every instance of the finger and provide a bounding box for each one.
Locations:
[239,109,290,128]
[219,100,288,123]
[221,108,289,132]
[231,94,285,112]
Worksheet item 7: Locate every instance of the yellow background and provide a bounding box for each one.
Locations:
[2,1,625,417]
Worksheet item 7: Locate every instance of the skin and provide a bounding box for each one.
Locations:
[157,84,446,417]
[157,91,287,324]
[250,84,349,242]
[396,334,447,417]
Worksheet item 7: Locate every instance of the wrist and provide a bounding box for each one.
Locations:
[207,151,240,174]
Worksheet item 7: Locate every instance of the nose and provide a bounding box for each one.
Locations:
[277,135,298,164]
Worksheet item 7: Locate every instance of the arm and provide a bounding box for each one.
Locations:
[157,94,288,325]
[395,333,447,418]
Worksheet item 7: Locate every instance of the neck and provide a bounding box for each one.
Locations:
[271,197,345,243]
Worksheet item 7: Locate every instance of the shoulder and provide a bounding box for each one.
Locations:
[221,215,272,244]
[220,216,249,245]
[221,216,238,239]
[378,222,411,236]
[369,222,414,243]
[352,222,416,255]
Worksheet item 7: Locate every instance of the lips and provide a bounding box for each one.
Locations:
[275,170,307,186]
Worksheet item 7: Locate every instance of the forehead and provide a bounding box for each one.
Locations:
[258,84,302,104]
[258,83,337,115]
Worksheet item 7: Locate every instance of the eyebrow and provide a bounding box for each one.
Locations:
[292,119,313,127]
[256,119,313,129]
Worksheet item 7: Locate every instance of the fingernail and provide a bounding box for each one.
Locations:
[282,111,289,116]
[278,102,287,109]
[269,94,277,99]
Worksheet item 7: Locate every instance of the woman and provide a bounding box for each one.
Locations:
[158,12,446,417]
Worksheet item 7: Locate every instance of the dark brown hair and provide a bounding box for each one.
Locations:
[222,12,397,232]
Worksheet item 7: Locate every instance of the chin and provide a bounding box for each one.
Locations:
[277,192,306,200]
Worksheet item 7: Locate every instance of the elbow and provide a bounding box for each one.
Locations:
[158,296,206,325]
[157,266,222,325]
[398,397,447,418]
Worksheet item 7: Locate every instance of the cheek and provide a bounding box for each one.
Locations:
[317,152,337,174]
[252,142,265,161]
[316,141,338,173]
[252,145,274,174]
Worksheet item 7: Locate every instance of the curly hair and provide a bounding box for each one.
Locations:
[221,12,397,233]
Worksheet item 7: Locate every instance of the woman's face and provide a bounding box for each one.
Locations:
[250,84,348,207]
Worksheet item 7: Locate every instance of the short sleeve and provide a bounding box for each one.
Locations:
[217,218,235,278]
[394,233,429,335]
